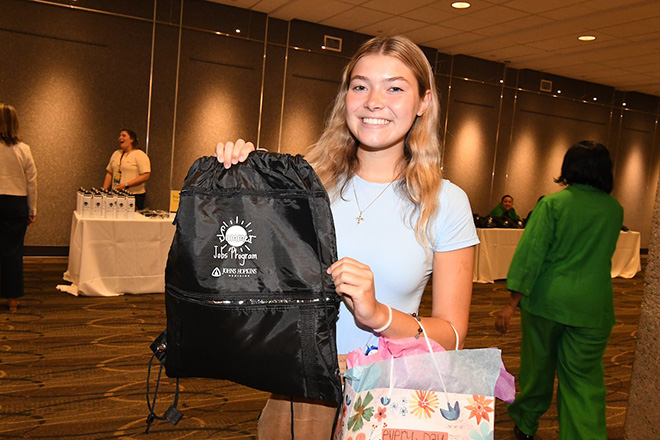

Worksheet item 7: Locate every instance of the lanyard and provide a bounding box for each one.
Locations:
[113,151,129,186]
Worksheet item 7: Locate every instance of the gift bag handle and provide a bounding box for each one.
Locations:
[386,320,456,405]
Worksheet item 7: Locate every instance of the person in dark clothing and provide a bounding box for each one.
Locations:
[0,103,37,313]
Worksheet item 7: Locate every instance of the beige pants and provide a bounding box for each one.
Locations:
[257,355,347,440]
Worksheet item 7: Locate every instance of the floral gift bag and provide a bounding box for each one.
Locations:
[336,327,512,440]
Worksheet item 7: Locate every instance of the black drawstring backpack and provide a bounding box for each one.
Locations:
[146,152,343,434]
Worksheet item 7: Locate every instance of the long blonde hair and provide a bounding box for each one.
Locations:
[306,35,443,251]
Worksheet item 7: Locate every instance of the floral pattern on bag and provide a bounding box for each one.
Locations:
[465,395,494,425]
[347,392,375,432]
[338,384,495,440]
[410,390,439,419]
[469,422,493,440]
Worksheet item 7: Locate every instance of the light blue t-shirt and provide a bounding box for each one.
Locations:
[332,176,479,354]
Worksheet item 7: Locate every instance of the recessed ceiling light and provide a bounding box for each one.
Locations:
[452,2,471,9]
[578,35,596,41]
[235,28,241,33]
[557,90,562,94]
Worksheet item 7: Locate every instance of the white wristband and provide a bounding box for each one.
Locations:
[373,304,393,333]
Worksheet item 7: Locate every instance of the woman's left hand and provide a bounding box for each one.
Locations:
[327,257,383,328]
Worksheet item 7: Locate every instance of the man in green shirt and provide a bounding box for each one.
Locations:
[495,141,624,440]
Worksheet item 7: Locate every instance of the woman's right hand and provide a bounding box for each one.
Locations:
[216,139,256,169]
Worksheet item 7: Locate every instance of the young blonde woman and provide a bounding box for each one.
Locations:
[216,35,479,438]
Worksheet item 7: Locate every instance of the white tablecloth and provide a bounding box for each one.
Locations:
[57,211,176,296]
[473,228,524,283]
[612,231,642,279]
[473,228,641,283]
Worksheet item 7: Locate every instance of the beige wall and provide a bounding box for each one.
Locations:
[2,0,658,250]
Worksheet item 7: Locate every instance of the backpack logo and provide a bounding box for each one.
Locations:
[212,216,258,277]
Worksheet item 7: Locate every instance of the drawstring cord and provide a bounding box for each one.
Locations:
[145,335,182,434]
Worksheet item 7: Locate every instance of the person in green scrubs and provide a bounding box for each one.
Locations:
[488,194,521,221]
[495,140,624,440]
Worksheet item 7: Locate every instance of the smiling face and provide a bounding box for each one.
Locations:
[345,54,430,155]
[118,131,134,151]
[502,196,514,211]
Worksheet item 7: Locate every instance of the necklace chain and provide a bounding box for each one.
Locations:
[353,174,401,225]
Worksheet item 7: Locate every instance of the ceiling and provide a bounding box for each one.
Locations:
[208,0,660,97]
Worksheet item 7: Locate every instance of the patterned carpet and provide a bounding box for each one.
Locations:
[0,256,644,439]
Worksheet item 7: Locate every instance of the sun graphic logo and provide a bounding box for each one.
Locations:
[219,217,255,251]
[225,224,250,247]
[212,216,259,276]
